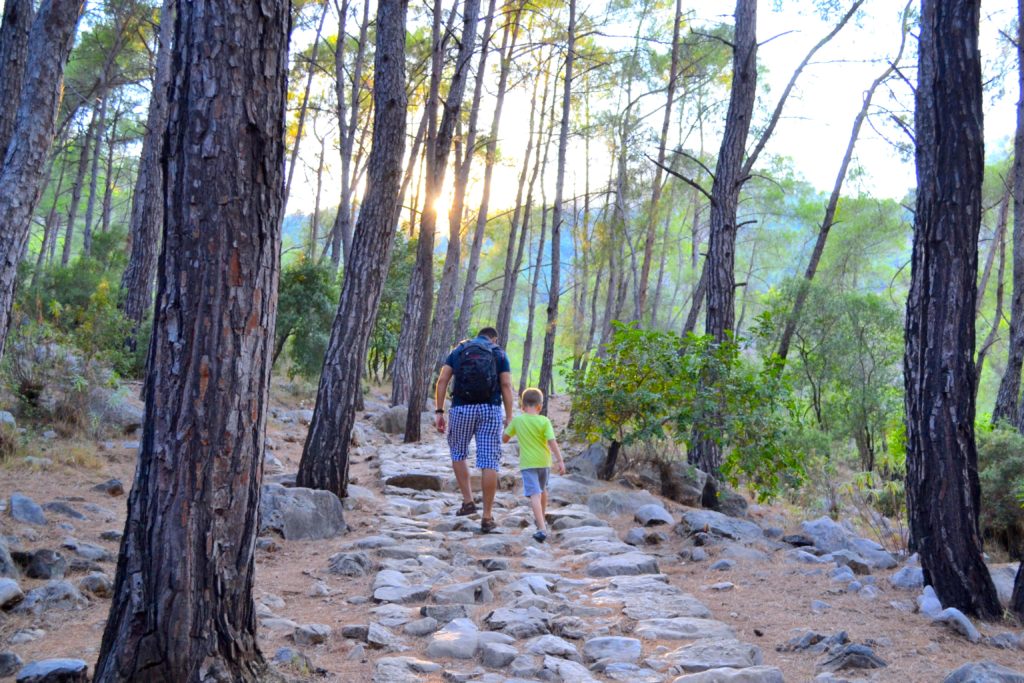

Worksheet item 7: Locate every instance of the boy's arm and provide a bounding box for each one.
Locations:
[548,438,565,475]
[502,433,512,443]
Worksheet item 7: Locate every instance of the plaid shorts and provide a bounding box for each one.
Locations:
[447,404,503,470]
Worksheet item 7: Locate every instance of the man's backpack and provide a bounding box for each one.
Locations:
[452,339,499,404]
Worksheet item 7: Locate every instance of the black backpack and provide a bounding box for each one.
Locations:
[452,339,499,404]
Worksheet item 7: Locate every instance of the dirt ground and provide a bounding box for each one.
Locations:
[1,383,1023,681]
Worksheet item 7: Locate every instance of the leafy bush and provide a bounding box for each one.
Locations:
[274,257,339,381]
[976,425,1024,558]
[570,322,806,501]
[368,235,415,383]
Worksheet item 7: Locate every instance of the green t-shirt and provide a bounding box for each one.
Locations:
[504,413,556,469]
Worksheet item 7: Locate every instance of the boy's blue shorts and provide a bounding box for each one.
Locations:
[521,467,550,497]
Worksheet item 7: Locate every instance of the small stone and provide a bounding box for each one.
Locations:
[14,658,89,683]
[341,624,369,640]
[818,643,887,672]
[889,566,924,590]
[985,632,1024,650]
[272,647,315,673]
[479,558,508,572]
[582,636,642,664]
[709,559,736,571]
[403,617,439,636]
[690,547,708,562]
[99,530,122,542]
[24,457,53,468]
[19,549,67,579]
[77,572,113,598]
[0,577,24,609]
[373,657,442,683]
[9,494,47,525]
[634,504,674,527]
[294,623,331,646]
[92,479,125,496]
[917,586,943,618]
[670,666,784,682]
[13,580,86,614]
[709,582,734,591]
[422,604,470,622]
[480,641,518,668]
[527,634,581,662]
[61,538,114,563]
[0,652,23,678]
[328,551,374,577]
[256,538,280,553]
[42,430,57,440]
[367,622,404,650]
[811,600,831,614]
[934,607,981,643]
[9,629,45,645]
[43,503,85,521]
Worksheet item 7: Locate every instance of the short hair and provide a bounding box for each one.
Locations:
[521,387,543,407]
[478,326,499,341]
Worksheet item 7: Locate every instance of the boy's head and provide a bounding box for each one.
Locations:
[521,388,543,413]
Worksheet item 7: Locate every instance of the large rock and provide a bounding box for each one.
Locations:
[18,549,66,579]
[374,405,409,434]
[480,641,518,668]
[546,476,596,505]
[13,581,87,614]
[678,509,763,542]
[0,537,18,578]
[484,606,552,638]
[0,577,24,609]
[635,504,674,527]
[433,577,493,605]
[944,661,1024,683]
[588,490,659,516]
[566,443,606,479]
[634,617,734,641]
[89,386,144,433]
[661,639,763,673]
[372,657,442,683]
[259,483,346,540]
[661,462,708,507]
[328,551,374,577]
[586,552,659,577]
[582,636,642,664]
[671,666,784,683]
[15,659,89,683]
[0,652,23,679]
[9,494,46,526]
[426,618,479,659]
[800,516,896,570]
[62,538,114,563]
[592,575,711,620]
[989,563,1019,608]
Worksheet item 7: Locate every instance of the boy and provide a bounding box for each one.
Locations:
[502,388,565,542]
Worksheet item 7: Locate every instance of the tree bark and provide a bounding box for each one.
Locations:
[427,0,497,369]
[0,0,83,362]
[537,0,575,412]
[297,0,408,500]
[92,0,288,678]
[520,207,547,394]
[120,0,173,344]
[904,0,1002,621]
[62,111,97,265]
[455,0,525,343]
[82,93,107,256]
[0,0,34,162]
[403,0,481,443]
[689,0,757,476]
[993,3,1024,428]
[284,0,329,207]
[776,15,908,361]
[637,0,683,322]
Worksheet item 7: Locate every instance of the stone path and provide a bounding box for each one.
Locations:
[323,436,782,683]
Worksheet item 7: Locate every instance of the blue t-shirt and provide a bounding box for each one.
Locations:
[445,336,510,406]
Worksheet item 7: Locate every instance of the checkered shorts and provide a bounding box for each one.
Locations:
[447,404,503,470]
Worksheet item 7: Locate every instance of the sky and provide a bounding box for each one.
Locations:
[284,0,1022,221]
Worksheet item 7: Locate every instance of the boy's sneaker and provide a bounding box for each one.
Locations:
[480,517,497,534]
[455,501,477,516]
[532,530,547,543]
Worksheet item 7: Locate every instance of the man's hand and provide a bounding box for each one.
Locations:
[435,413,447,433]
[504,414,511,428]
[555,459,566,476]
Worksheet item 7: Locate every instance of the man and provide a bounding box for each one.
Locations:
[435,326,514,533]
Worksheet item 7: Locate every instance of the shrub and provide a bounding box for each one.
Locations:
[976,425,1024,558]
[274,257,339,381]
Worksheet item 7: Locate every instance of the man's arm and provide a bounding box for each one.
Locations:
[499,371,514,427]
[435,365,453,433]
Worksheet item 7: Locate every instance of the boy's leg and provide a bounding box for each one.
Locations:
[529,493,546,532]
[541,490,548,518]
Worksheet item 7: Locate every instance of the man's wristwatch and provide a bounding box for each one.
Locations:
[435,409,444,414]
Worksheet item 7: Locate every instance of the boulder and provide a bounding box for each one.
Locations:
[582,636,642,664]
[588,490,659,516]
[259,483,346,540]
[585,552,659,577]
[660,461,708,508]
[670,666,784,683]
[9,494,46,526]
[374,406,409,434]
[42,502,85,520]
[77,572,113,599]
[0,652,23,679]
[328,551,374,577]
[0,538,18,578]
[13,581,87,614]
[15,659,89,683]
[0,577,24,609]
[679,509,763,542]
[372,657,442,683]
[88,386,144,433]
[800,517,896,569]
[943,661,1024,683]
[634,617,734,641]
[294,623,331,646]
[426,618,479,659]
[662,639,763,673]
[634,504,674,527]
[565,443,606,479]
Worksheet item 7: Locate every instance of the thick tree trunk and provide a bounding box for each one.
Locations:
[776,21,907,361]
[637,0,683,322]
[82,93,107,256]
[689,0,756,476]
[297,0,408,500]
[62,111,96,265]
[993,6,1024,428]
[120,0,173,344]
[92,0,288,678]
[0,0,34,162]
[904,0,1001,620]
[0,0,83,362]
[1013,563,1024,619]
[403,0,481,443]
[537,2,574,410]
[455,0,525,343]
[427,0,497,369]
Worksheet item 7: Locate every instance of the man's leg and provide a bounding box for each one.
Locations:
[453,459,473,505]
[481,468,498,520]
[447,406,477,510]
[475,405,504,528]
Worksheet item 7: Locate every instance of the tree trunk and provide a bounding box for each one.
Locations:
[649,209,674,328]
[904,0,1001,621]
[100,105,122,234]
[403,0,481,443]
[120,0,173,344]
[1012,562,1024,619]
[993,4,1024,428]
[0,0,34,162]
[310,130,326,259]
[0,0,83,362]
[601,439,621,481]
[537,1,575,411]
[81,93,106,257]
[34,155,68,284]
[92,0,288,678]
[427,0,497,369]
[297,0,408,500]
[975,216,1006,394]
[689,0,757,476]
[520,207,547,394]
[284,0,329,207]
[62,111,96,265]
[637,0,683,322]
[776,17,908,361]
[455,0,525,343]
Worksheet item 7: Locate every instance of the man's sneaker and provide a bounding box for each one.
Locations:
[480,517,497,533]
[456,501,477,516]
[532,530,547,543]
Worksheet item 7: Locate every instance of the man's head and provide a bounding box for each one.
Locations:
[478,327,499,342]
[521,387,543,413]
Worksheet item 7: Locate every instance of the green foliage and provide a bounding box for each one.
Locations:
[570,322,806,501]
[275,257,339,381]
[368,236,416,384]
[976,425,1024,556]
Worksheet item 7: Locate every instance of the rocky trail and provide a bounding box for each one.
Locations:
[1,396,1024,682]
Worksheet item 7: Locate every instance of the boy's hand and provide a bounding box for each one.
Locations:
[555,459,566,476]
